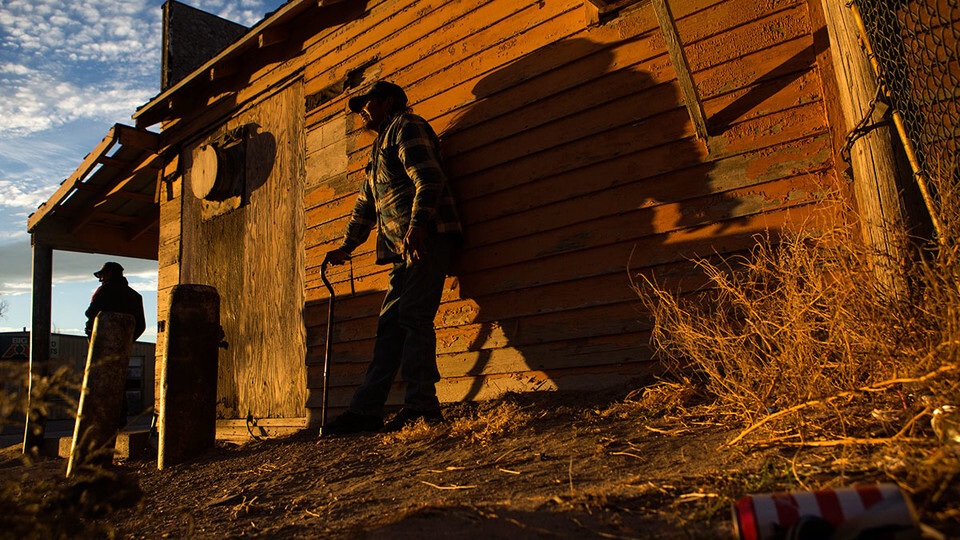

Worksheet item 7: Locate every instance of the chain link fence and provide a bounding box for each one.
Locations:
[854,0,959,185]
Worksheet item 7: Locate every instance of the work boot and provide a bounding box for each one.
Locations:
[321,411,383,436]
[381,408,444,433]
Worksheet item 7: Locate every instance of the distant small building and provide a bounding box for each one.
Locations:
[0,331,156,423]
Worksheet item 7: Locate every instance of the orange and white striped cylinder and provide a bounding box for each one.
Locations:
[732,484,919,540]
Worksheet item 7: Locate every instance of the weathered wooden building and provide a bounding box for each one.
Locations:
[30,0,906,436]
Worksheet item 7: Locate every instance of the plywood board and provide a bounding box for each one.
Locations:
[180,81,307,419]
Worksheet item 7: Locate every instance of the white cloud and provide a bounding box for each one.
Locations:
[0,0,160,138]
[0,230,28,242]
[0,239,157,295]
[0,280,31,297]
[0,0,283,139]
[0,67,154,136]
[128,276,159,292]
[0,179,56,210]
[215,6,266,27]
[0,0,160,64]
[0,134,88,239]
[0,63,33,75]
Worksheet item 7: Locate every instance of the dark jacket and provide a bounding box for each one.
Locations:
[341,112,462,264]
[84,276,146,340]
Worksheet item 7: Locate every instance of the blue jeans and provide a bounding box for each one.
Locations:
[349,233,455,416]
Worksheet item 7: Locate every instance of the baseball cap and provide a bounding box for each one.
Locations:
[94,261,124,278]
[348,81,408,113]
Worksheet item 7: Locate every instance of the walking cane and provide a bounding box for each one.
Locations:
[318,259,335,437]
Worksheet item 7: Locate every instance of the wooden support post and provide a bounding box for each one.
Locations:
[652,0,709,140]
[847,2,944,242]
[66,312,135,477]
[821,0,912,291]
[158,285,220,470]
[22,243,52,454]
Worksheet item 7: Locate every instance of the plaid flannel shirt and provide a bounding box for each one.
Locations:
[340,112,462,264]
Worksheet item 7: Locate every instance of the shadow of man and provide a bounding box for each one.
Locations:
[436,36,716,402]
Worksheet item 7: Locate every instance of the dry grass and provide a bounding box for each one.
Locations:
[381,397,533,447]
[633,167,960,526]
[448,400,533,446]
[635,204,960,444]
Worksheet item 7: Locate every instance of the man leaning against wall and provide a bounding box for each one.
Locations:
[323,81,463,435]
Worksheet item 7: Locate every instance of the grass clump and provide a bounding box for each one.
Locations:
[601,381,704,422]
[448,399,532,446]
[381,396,533,446]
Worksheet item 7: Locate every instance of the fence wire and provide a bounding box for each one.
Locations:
[853,0,960,183]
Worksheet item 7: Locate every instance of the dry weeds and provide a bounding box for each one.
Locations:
[381,396,534,447]
[633,168,960,530]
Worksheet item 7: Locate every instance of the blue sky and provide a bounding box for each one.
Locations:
[0,0,286,342]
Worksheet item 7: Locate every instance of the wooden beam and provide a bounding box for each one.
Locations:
[166,88,228,122]
[97,156,127,169]
[159,285,221,469]
[69,152,163,234]
[258,26,288,48]
[155,169,164,204]
[217,417,307,442]
[65,312,135,477]
[116,124,160,152]
[31,218,158,260]
[117,191,157,203]
[846,1,942,241]
[156,153,180,204]
[820,0,912,291]
[74,183,155,202]
[92,211,139,223]
[103,156,163,199]
[209,61,240,81]
[652,0,709,140]
[134,99,171,128]
[128,206,161,242]
[59,208,141,223]
[28,124,160,234]
[163,153,180,178]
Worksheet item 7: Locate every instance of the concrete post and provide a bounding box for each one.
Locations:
[158,284,220,470]
[66,312,135,477]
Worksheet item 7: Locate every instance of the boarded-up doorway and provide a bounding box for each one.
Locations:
[180,80,306,420]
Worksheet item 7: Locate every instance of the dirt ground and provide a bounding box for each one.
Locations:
[3,388,959,539]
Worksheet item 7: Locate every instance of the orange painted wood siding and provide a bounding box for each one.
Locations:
[300,0,841,413]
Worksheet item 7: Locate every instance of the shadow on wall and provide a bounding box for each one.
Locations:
[438,36,718,401]
[305,23,838,411]
[243,123,278,200]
